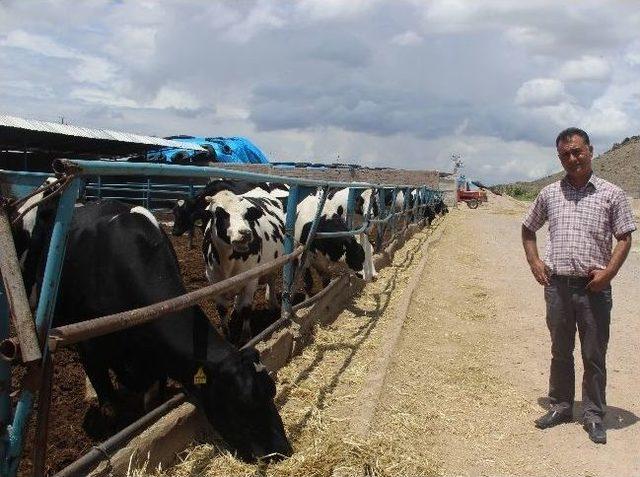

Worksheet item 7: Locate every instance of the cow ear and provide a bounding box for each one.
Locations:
[177,199,185,207]
[204,195,215,203]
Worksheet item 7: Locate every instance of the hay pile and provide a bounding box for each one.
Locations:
[131,227,442,477]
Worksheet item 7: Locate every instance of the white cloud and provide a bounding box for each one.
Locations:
[1,30,76,58]
[390,31,423,46]
[71,56,117,84]
[515,78,568,107]
[417,0,557,34]
[441,135,558,181]
[558,55,610,82]
[2,29,117,85]
[504,26,555,50]
[216,103,250,121]
[70,88,138,108]
[70,85,203,112]
[583,106,632,138]
[223,1,286,43]
[103,26,157,68]
[150,86,201,110]
[3,1,640,184]
[624,40,640,66]
[296,0,379,20]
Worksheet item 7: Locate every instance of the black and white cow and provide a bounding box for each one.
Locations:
[178,182,380,343]
[296,188,377,284]
[13,197,292,462]
[200,186,287,343]
[172,180,288,237]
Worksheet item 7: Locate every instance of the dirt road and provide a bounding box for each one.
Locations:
[368,194,640,476]
[168,195,639,477]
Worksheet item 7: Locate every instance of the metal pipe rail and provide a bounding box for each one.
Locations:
[291,276,346,312]
[53,392,187,477]
[53,159,428,191]
[48,246,304,350]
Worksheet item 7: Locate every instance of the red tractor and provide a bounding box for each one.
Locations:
[457,188,487,209]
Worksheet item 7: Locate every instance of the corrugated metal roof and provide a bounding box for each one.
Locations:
[0,114,206,154]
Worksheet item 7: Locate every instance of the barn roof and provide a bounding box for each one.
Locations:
[0,114,206,157]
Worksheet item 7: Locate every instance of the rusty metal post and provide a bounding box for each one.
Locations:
[0,208,41,363]
[32,354,53,477]
[0,272,10,431]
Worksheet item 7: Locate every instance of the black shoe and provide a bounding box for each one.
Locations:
[534,409,573,429]
[584,421,606,444]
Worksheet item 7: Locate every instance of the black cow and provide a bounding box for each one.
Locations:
[15,198,292,462]
[434,197,449,215]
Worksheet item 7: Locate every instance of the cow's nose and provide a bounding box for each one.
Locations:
[233,229,252,244]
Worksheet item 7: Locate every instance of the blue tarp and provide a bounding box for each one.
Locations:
[146,135,269,164]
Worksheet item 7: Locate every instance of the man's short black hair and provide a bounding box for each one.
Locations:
[556,127,590,147]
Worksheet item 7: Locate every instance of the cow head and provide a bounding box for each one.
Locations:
[197,347,292,462]
[355,190,378,218]
[424,205,436,224]
[171,197,209,236]
[434,198,448,215]
[302,215,366,278]
[205,191,263,253]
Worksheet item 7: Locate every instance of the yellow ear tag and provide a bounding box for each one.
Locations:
[194,366,207,385]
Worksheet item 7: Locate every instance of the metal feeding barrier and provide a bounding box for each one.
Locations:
[0,159,443,477]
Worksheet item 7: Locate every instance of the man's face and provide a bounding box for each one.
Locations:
[557,134,593,180]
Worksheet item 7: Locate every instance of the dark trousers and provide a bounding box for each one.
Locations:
[544,275,612,423]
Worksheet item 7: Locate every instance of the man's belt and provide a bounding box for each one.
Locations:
[551,274,590,286]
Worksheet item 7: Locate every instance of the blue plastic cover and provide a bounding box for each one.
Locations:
[146,136,269,164]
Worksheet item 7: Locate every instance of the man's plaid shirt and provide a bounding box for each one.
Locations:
[523,174,636,277]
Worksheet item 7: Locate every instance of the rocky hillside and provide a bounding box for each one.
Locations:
[495,135,640,199]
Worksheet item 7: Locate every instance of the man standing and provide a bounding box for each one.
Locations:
[522,127,636,444]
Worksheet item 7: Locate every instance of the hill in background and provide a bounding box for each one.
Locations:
[494,135,640,199]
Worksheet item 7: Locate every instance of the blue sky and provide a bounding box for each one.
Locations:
[2,1,640,184]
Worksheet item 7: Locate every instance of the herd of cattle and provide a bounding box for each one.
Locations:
[9,176,447,463]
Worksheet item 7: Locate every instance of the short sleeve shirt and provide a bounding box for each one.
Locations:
[522,175,636,277]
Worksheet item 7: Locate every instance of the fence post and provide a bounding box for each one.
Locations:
[346,187,359,230]
[375,188,386,253]
[5,177,81,477]
[281,185,299,320]
[403,187,411,229]
[389,188,398,242]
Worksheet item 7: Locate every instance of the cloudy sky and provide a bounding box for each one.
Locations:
[2,1,640,184]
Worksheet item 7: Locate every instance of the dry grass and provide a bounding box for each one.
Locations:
[130,226,444,477]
